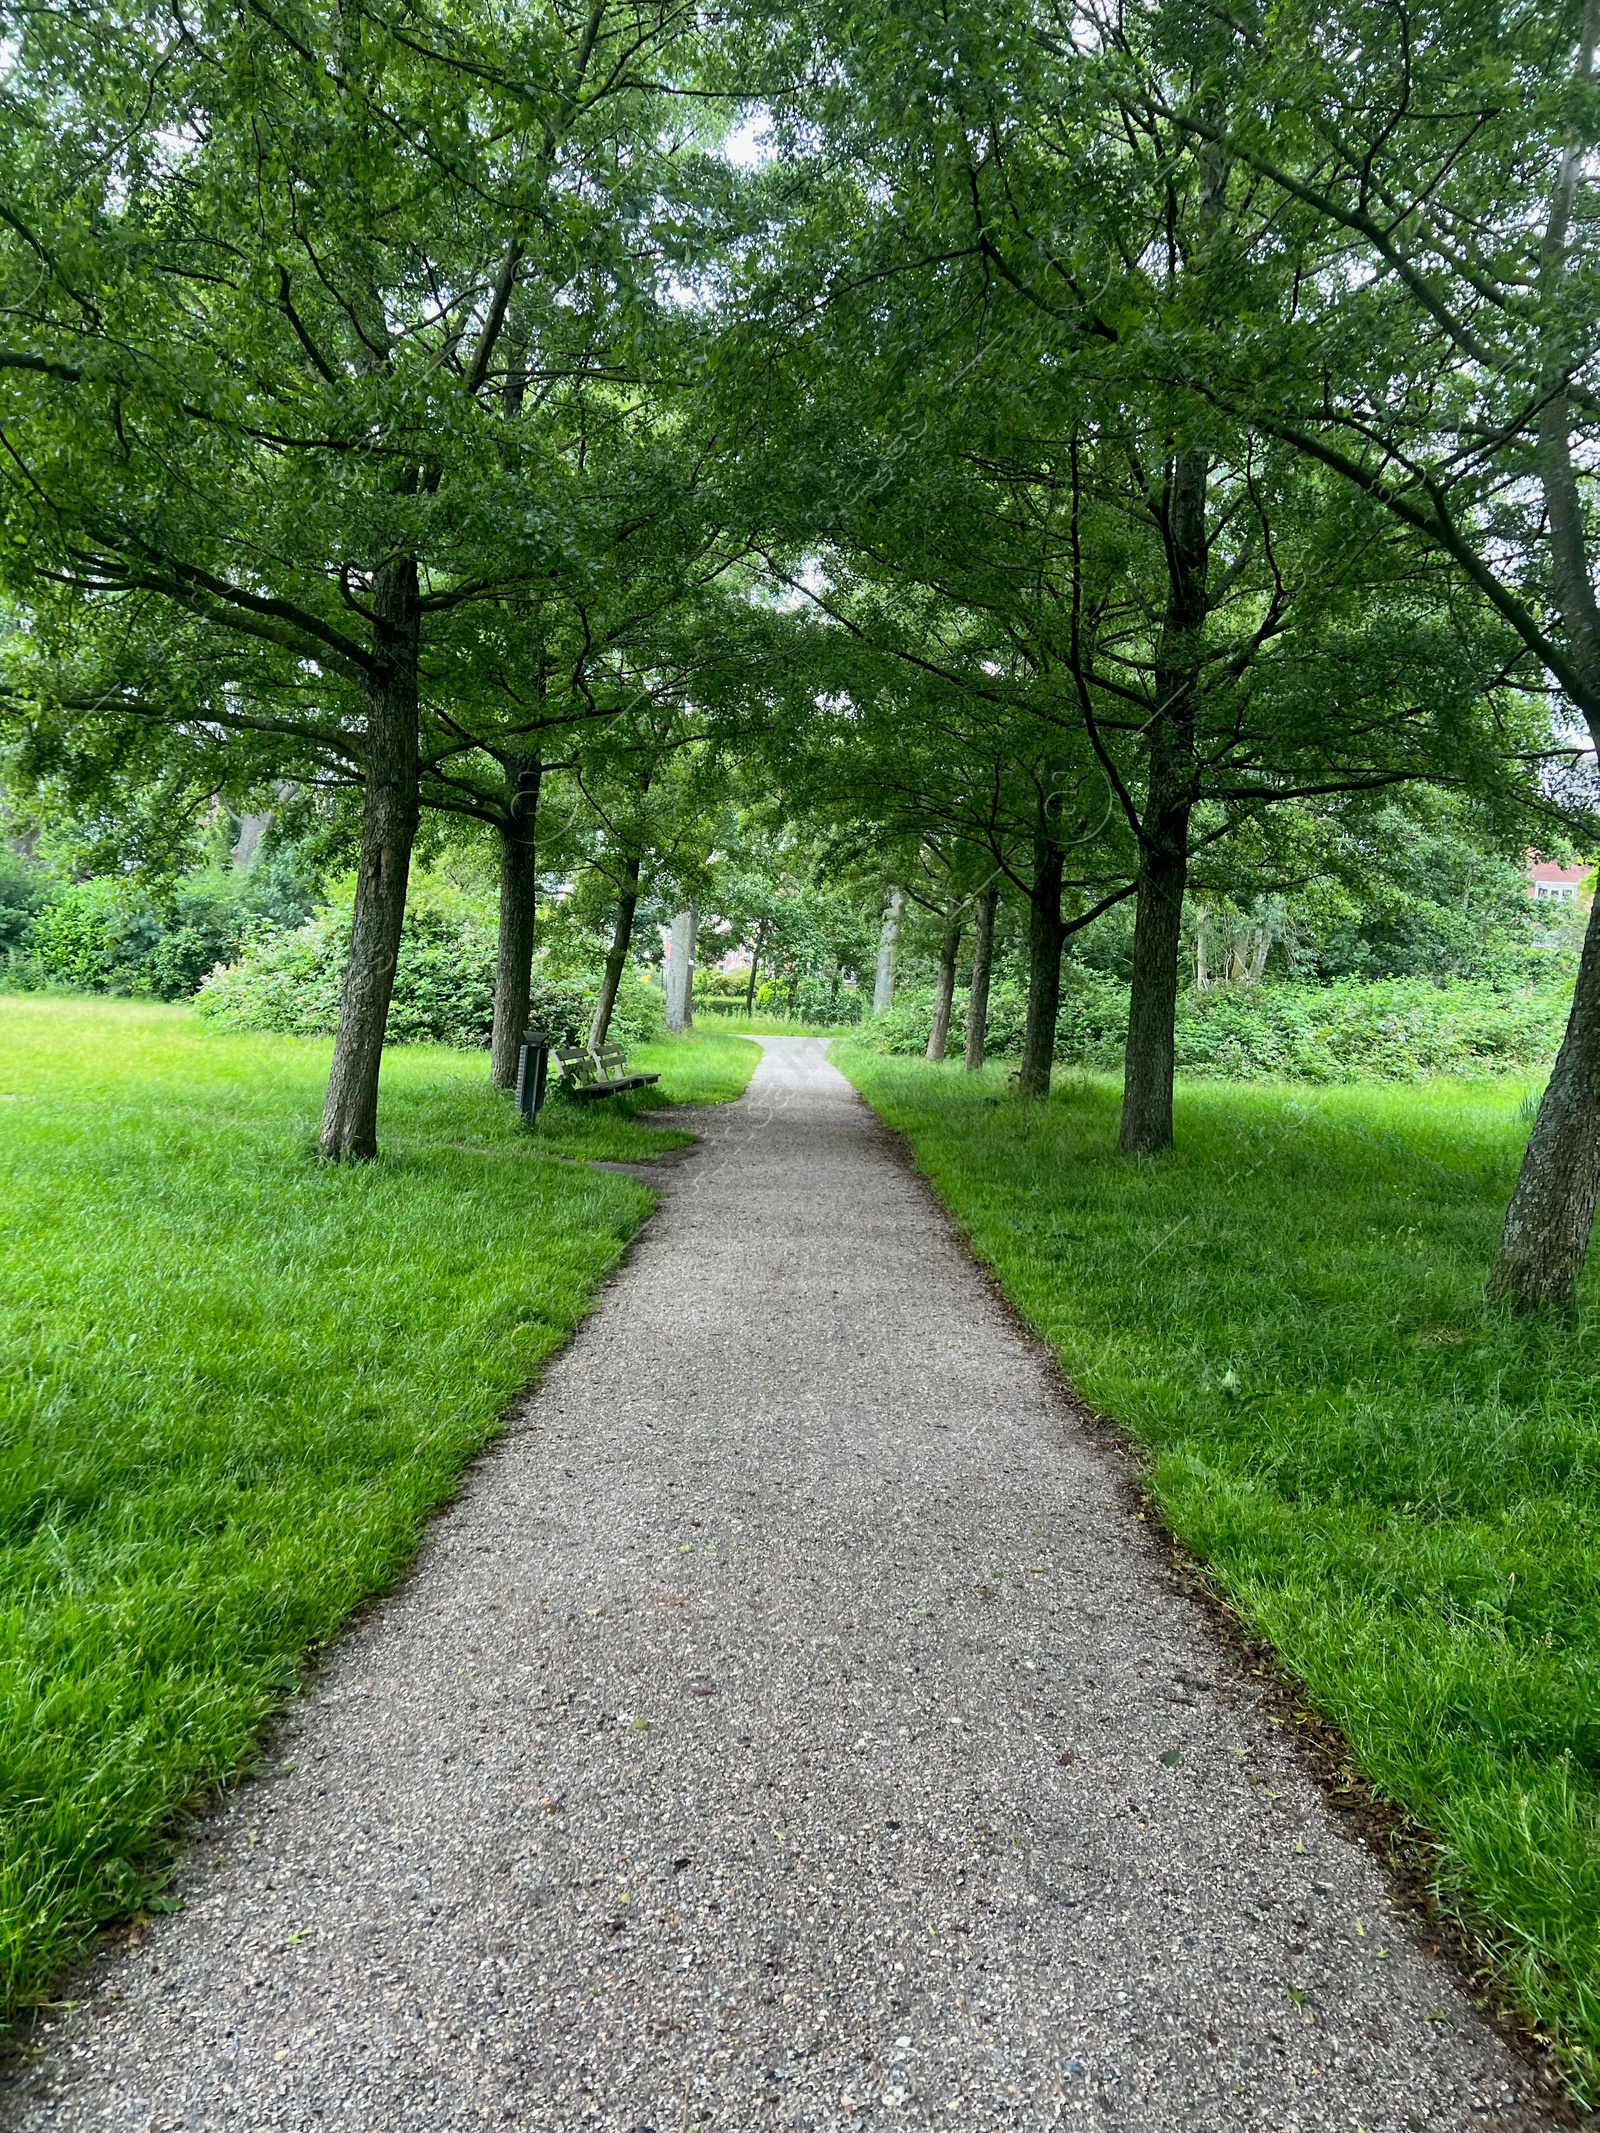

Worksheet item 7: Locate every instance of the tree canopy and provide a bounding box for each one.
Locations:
[4,0,1600,1302]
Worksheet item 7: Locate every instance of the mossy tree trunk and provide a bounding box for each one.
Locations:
[665,905,697,1033]
[873,887,905,1013]
[1488,65,1600,1309]
[589,853,642,1050]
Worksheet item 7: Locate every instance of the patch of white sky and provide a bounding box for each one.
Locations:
[721,108,776,171]
[661,103,777,311]
[755,556,829,612]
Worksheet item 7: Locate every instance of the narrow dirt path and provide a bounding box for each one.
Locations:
[5,1038,1558,2131]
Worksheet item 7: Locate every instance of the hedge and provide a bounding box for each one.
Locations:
[866,973,1572,1083]
[195,883,663,1049]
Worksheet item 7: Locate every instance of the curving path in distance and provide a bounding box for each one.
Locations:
[3,1037,1559,2131]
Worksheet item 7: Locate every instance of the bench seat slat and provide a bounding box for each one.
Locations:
[550,1040,658,1101]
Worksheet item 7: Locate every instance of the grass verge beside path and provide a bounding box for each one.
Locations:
[529,1022,762,1158]
[840,1049,1600,2102]
[0,998,757,2027]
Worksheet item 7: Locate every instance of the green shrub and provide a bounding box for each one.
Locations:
[26,878,164,993]
[735,971,864,1024]
[602,976,666,1046]
[16,865,308,1001]
[196,878,664,1048]
[796,971,864,1024]
[867,972,1573,1083]
[1169,978,1572,1082]
[0,848,46,961]
[869,971,1123,1060]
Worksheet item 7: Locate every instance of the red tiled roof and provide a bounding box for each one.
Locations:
[1529,861,1589,884]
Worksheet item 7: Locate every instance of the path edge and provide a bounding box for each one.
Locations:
[0,1113,714,2068]
[834,1058,1591,2131]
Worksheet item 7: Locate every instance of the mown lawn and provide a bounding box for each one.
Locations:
[0,997,757,2025]
[840,1050,1600,2100]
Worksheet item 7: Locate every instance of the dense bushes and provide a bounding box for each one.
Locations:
[196,879,663,1048]
[5,856,316,1000]
[1166,977,1570,1081]
[23,875,250,1000]
[0,849,665,1049]
[869,970,1127,1062]
[692,964,866,1024]
[868,973,1572,1082]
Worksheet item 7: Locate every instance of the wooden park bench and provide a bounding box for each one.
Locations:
[552,1042,661,1103]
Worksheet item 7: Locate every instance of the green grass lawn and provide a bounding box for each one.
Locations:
[840,1050,1600,2100]
[0,997,757,2026]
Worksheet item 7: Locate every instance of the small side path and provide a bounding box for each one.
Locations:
[4,1040,1558,2131]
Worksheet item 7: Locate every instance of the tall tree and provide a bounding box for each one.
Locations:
[724,0,1548,1130]
[1073,0,1600,1294]
[0,0,703,1155]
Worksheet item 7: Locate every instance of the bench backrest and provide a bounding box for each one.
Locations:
[554,1044,597,1087]
[595,1044,627,1077]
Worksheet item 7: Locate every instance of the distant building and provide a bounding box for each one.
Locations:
[1527,856,1593,908]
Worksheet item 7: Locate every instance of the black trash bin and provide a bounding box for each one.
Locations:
[516,1028,554,1121]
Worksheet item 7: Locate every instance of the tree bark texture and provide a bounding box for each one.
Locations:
[665,904,697,1034]
[926,907,963,1062]
[489,756,543,1090]
[1018,823,1066,1099]
[589,854,642,1050]
[1119,832,1188,1152]
[232,811,272,872]
[873,887,905,1013]
[964,883,998,1071]
[320,556,421,1162]
[1484,4,1600,1296]
[1488,889,1600,1309]
[1488,30,1600,1306]
[1120,447,1209,1156]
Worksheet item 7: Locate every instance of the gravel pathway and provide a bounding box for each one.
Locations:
[4,1037,1560,2132]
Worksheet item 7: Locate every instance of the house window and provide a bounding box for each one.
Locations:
[1535,882,1578,902]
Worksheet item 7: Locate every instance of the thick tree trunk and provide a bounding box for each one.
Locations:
[873,887,905,1013]
[320,557,421,1163]
[1483,23,1600,1304]
[589,854,642,1050]
[1018,824,1066,1099]
[232,811,272,872]
[1488,889,1600,1309]
[1120,447,1209,1156]
[926,906,963,1062]
[665,904,697,1034]
[489,756,543,1090]
[964,883,998,1071]
[1119,825,1189,1152]
[1487,391,1600,1294]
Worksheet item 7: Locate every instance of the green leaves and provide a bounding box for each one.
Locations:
[0,0,720,787]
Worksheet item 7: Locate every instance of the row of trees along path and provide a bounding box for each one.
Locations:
[3,0,1600,1305]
